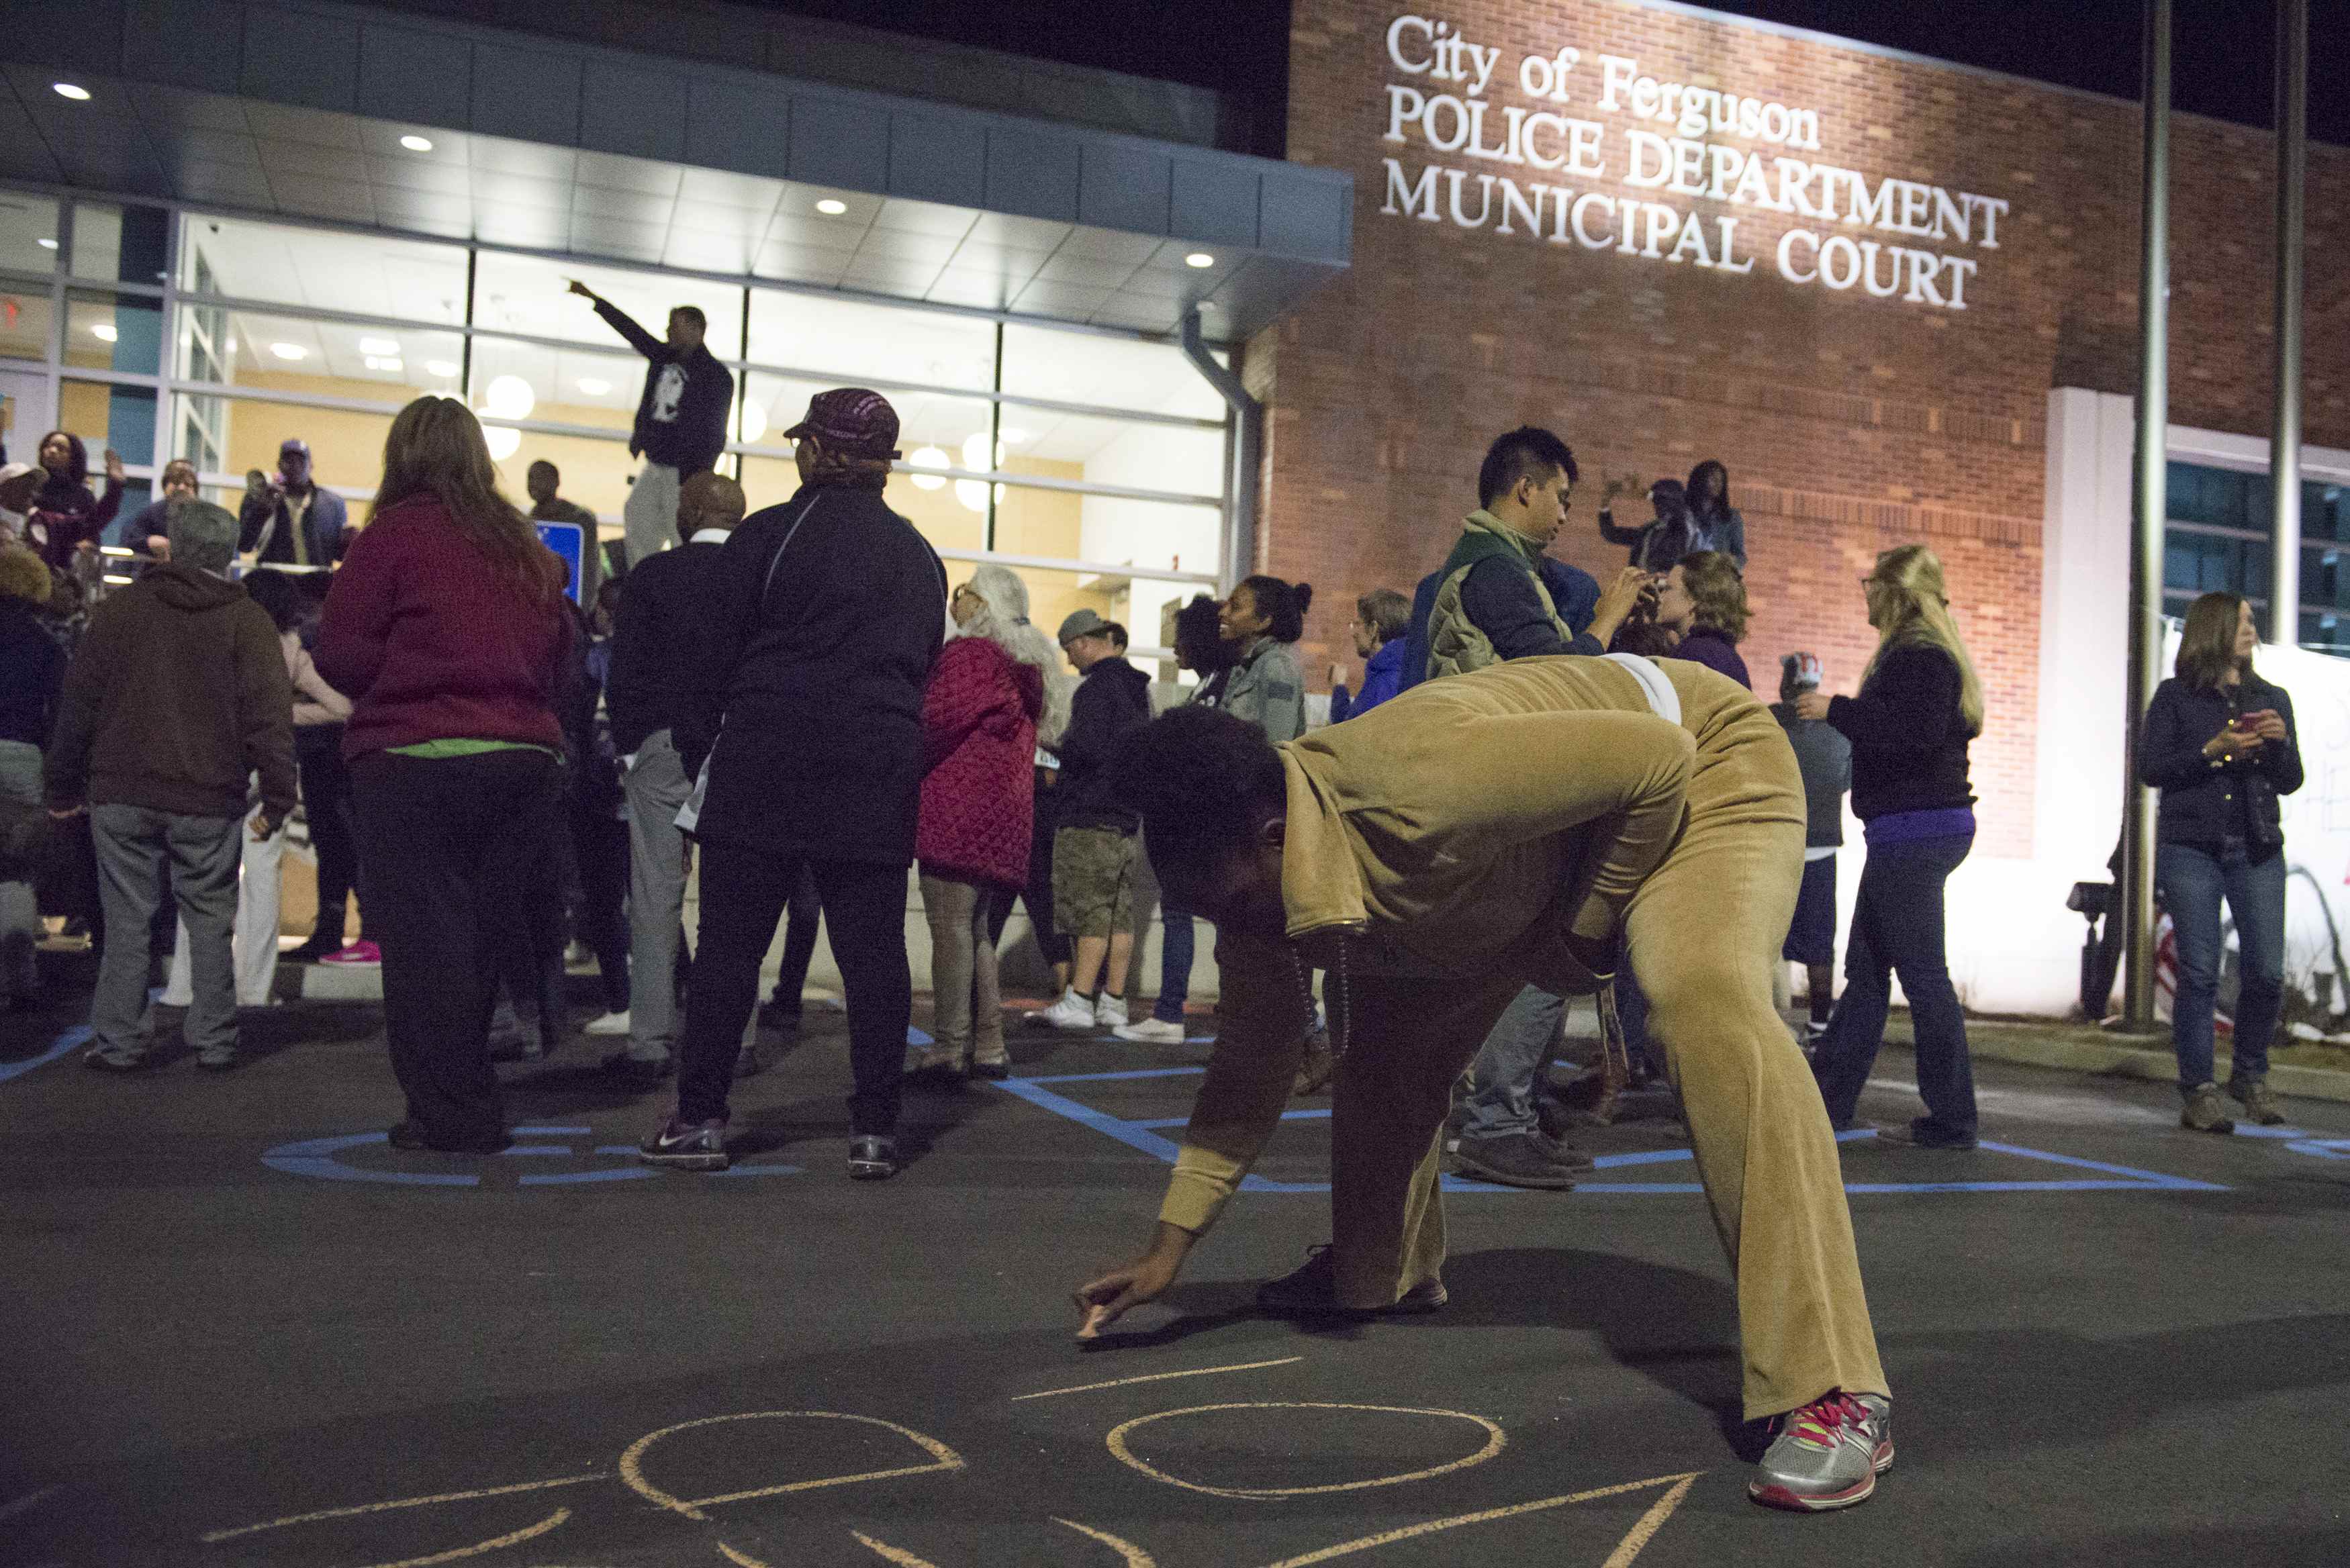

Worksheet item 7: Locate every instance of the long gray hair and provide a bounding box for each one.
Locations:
[958,562,1072,748]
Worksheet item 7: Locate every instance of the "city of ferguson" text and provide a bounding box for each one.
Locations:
[1375,13,2012,311]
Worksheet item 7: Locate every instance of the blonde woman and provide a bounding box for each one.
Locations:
[1799,545,1984,1150]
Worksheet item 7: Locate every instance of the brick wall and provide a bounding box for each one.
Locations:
[1261,0,2349,857]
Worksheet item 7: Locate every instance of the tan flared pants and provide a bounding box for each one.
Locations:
[1327,699,1888,1420]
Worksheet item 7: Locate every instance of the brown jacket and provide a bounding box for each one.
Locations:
[1162,656,1760,1234]
[44,565,297,824]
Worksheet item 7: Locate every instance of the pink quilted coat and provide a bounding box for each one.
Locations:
[916,636,1043,888]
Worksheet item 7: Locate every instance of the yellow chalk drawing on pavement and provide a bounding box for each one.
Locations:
[352,1506,569,1568]
[1258,1472,1701,1568]
[1013,1357,1305,1402]
[1053,1516,1159,1566]
[852,1529,944,1566]
[1104,1402,1507,1500]
[618,1410,966,1521]
[201,1474,606,1543]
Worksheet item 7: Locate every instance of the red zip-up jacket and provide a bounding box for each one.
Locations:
[915,636,1042,889]
[316,495,571,763]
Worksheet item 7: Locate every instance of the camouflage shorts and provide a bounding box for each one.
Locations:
[1051,826,1135,938]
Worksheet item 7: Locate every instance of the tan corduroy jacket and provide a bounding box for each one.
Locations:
[1160,655,1746,1234]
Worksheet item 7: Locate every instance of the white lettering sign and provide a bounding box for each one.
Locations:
[1374,15,2013,311]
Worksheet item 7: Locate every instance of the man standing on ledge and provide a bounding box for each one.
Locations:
[1072,656,1894,1514]
[569,281,733,571]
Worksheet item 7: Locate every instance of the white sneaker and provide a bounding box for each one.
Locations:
[1094,993,1129,1028]
[584,1010,632,1036]
[1029,991,1098,1031]
[1112,1016,1186,1044]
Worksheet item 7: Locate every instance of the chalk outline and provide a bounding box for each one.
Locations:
[1258,1470,1701,1568]
[989,1069,2230,1195]
[1104,1402,1507,1500]
[618,1410,966,1522]
[1013,1357,1304,1402]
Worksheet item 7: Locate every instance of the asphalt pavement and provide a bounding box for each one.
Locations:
[3,970,2347,1567]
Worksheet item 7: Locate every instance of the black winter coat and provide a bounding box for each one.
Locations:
[2136,673,2302,849]
[1825,642,1975,821]
[1055,656,1152,832]
[684,482,946,862]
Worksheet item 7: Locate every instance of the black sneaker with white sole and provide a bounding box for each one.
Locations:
[639,1116,729,1171]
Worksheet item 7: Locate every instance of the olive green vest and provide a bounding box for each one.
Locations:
[1424,511,1574,680]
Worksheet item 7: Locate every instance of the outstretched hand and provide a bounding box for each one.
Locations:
[1072,1224,1196,1338]
[566,278,597,301]
[1793,689,1832,722]
[103,448,126,484]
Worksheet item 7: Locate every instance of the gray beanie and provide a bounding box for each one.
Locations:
[166,499,239,575]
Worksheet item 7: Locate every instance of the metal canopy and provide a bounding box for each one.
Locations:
[0,0,1350,341]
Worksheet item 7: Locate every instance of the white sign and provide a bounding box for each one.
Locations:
[1374,13,2014,311]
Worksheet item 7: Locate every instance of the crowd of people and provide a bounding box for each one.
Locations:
[0,293,2312,1515]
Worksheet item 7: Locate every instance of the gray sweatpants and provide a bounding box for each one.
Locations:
[620,729,692,1063]
[622,461,682,571]
[90,804,242,1061]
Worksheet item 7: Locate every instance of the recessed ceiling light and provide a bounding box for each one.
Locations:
[36,237,58,250]
[399,135,433,153]
[363,356,404,372]
[424,359,459,378]
[816,199,848,215]
[1184,252,1215,268]
[52,83,90,101]
[359,336,399,355]
[270,342,306,360]
[91,323,118,342]
[577,377,611,395]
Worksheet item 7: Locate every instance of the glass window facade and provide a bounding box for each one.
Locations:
[2,185,1229,643]
[2166,460,2350,660]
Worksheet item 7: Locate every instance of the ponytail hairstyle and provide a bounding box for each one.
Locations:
[1861,544,1985,736]
[1237,573,1314,644]
[371,396,560,605]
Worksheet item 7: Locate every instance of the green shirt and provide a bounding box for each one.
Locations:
[387,739,560,760]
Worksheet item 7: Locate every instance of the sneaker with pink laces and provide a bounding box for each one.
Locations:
[1747,1389,1893,1512]
[319,940,381,966]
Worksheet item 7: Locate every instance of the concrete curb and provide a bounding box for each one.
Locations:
[1967,1022,2350,1106]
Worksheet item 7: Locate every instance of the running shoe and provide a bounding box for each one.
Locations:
[2229,1077,2286,1126]
[2181,1083,2236,1134]
[1027,991,1098,1032]
[1452,1130,1585,1189]
[1257,1244,1447,1317]
[1093,993,1129,1028]
[583,1010,631,1036]
[848,1134,898,1180]
[638,1116,729,1171]
[195,1045,240,1072]
[318,940,381,966]
[1748,1391,1893,1512]
[1111,1017,1187,1044]
[1875,1118,1978,1150]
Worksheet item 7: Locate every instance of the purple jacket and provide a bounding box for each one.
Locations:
[1666,625,1751,691]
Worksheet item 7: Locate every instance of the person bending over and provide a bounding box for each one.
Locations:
[1072,656,1894,1513]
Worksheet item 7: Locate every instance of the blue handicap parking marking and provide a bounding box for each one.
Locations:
[2286,1138,2350,1159]
[990,1068,2229,1196]
[0,1025,92,1085]
[263,1125,803,1187]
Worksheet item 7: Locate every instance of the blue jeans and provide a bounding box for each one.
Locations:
[1154,905,1195,1024]
[1811,832,1977,1136]
[1460,985,1565,1141]
[2157,841,2286,1092]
